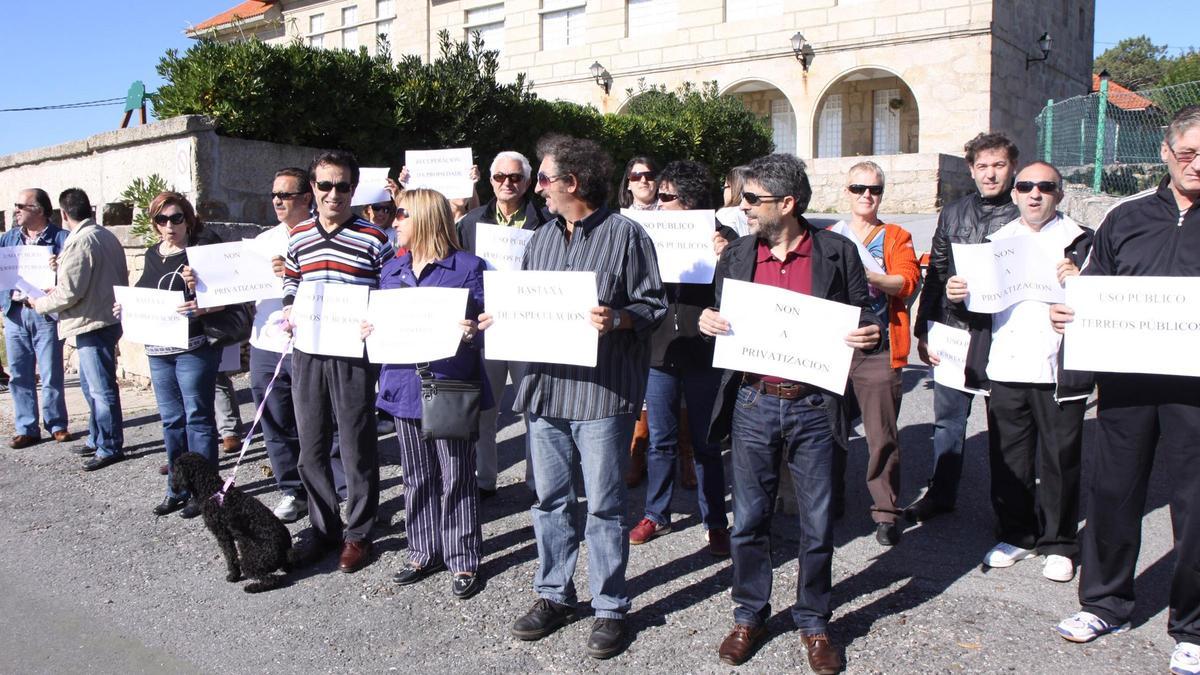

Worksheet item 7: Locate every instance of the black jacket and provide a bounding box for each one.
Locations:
[706,221,883,447]
[456,196,551,254]
[1082,175,1200,277]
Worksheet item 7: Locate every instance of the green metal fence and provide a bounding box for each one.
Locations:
[1035,79,1200,195]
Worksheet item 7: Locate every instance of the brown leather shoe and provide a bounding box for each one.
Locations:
[718,623,766,666]
[9,435,39,449]
[53,430,71,443]
[706,527,731,558]
[221,436,241,454]
[338,540,373,573]
[800,633,844,674]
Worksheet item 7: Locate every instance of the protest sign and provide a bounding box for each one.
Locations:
[113,286,189,349]
[952,236,1064,313]
[290,282,370,358]
[483,270,598,367]
[621,209,716,284]
[366,287,469,364]
[245,224,290,259]
[712,279,858,392]
[0,245,54,292]
[187,241,283,307]
[474,223,534,271]
[925,321,989,396]
[352,167,393,207]
[1064,275,1200,377]
[404,148,474,199]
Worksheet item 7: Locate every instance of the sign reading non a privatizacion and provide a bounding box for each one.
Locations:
[925,321,989,396]
[483,270,598,367]
[0,245,54,292]
[621,208,717,284]
[1064,275,1200,377]
[112,286,189,349]
[366,287,469,364]
[712,279,858,393]
[291,282,370,358]
[404,148,474,199]
[474,223,534,271]
[187,240,284,307]
[952,236,1064,314]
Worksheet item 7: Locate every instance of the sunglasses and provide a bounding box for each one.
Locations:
[847,184,884,196]
[492,172,525,184]
[369,202,396,212]
[271,191,305,201]
[657,192,679,203]
[395,206,410,219]
[741,192,783,206]
[1014,180,1058,193]
[314,181,354,193]
[13,203,40,211]
[153,212,187,225]
[537,172,567,187]
[628,170,657,183]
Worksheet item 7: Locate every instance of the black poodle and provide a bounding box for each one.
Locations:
[172,452,292,593]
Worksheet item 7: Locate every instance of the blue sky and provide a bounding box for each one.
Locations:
[1,0,1193,156]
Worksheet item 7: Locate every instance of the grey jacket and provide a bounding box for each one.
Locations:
[33,220,129,339]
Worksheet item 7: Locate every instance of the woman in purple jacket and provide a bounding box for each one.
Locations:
[365,188,491,599]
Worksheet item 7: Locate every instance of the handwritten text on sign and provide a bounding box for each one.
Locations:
[712,279,858,393]
[291,282,370,358]
[621,209,716,284]
[1064,275,1200,377]
[475,223,534,271]
[404,148,474,199]
[113,286,189,349]
[483,270,598,367]
[925,321,988,396]
[366,287,468,364]
[952,236,1064,313]
[0,246,54,292]
[187,240,283,307]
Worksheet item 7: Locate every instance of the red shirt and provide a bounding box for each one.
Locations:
[750,234,814,384]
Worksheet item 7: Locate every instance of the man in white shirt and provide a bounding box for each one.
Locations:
[944,161,1094,583]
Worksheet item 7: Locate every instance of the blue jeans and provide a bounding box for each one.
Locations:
[929,382,974,509]
[729,386,834,633]
[528,412,635,620]
[3,304,67,436]
[643,367,728,530]
[75,324,123,458]
[148,344,219,499]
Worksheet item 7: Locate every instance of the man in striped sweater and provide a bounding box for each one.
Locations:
[281,150,395,574]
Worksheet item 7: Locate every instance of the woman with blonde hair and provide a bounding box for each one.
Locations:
[365,188,491,599]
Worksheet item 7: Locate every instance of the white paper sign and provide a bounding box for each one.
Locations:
[404,148,474,199]
[712,279,858,392]
[952,237,1064,313]
[475,223,534,271]
[353,167,393,207]
[113,286,189,349]
[828,221,885,275]
[366,287,469,364]
[0,246,55,292]
[483,270,598,367]
[187,241,283,307]
[291,282,370,358]
[622,208,717,284]
[245,224,290,259]
[1064,276,1200,377]
[925,321,989,396]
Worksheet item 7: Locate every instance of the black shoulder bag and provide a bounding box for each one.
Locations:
[417,362,482,441]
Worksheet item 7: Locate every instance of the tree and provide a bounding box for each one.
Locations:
[1161,50,1200,87]
[1094,36,1169,89]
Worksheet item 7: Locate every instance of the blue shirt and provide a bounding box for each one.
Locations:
[0,222,69,316]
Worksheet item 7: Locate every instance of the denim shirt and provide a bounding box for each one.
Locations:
[375,248,494,419]
[0,223,69,316]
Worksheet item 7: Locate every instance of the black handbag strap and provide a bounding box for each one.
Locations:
[416,362,434,382]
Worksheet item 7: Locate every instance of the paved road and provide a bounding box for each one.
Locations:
[0,364,1175,674]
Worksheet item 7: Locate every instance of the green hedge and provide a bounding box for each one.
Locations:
[153,32,773,205]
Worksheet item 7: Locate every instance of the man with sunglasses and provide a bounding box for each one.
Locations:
[908,132,1020,523]
[2,188,69,449]
[456,150,551,497]
[1051,105,1200,675]
[699,153,881,672]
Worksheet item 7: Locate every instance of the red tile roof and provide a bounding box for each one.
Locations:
[1092,73,1155,111]
[190,0,275,33]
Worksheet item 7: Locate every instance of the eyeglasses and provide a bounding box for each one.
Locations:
[314,181,354,193]
[657,192,679,203]
[847,184,884,196]
[1014,180,1059,193]
[628,170,656,183]
[153,212,187,225]
[1168,144,1199,164]
[741,192,784,205]
[12,203,39,211]
[369,202,396,212]
[492,172,525,184]
[395,206,410,219]
[271,191,305,201]
[537,172,567,187]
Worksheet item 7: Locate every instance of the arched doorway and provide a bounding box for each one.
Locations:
[721,79,798,155]
[812,68,919,158]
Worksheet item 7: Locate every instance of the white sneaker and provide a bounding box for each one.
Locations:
[1054,611,1130,643]
[1172,642,1200,675]
[982,542,1036,568]
[1042,554,1075,582]
[273,495,307,522]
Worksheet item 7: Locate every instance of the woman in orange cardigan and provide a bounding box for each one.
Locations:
[828,161,921,547]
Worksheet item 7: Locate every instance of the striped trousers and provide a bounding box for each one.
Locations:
[395,418,482,574]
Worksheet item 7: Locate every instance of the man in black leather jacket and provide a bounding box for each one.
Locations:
[907,132,1020,521]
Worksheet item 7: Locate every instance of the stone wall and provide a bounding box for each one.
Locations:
[808,153,973,213]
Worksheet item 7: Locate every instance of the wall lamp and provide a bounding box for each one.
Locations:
[1025,31,1052,70]
[589,61,612,95]
[790,31,812,72]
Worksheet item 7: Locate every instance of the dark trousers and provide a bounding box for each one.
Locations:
[1080,374,1200,643]
[840,349,903,523]
[928,383,974,508]
[986,381,1084,557]
[293,349,378,543]
[729,385,834,634]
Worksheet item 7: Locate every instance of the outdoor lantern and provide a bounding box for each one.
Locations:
[1026,31,1052,70]
[590,61,612,95]
[791,32,811,72]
